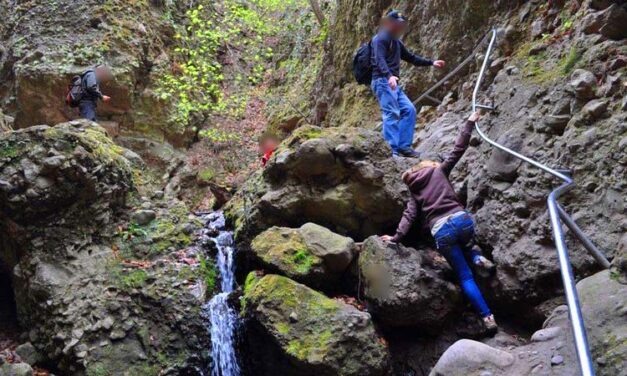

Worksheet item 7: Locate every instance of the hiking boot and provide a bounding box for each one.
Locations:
[473,255,495,278]
[483,314,498,333]
[399,148,421,158]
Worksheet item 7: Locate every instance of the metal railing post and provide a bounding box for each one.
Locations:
[472,29,597,376]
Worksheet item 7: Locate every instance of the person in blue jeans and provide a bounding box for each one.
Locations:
[381,111,497,332]
[371,10,446,158]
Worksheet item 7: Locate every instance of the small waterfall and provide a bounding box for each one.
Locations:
[201,212,240,376]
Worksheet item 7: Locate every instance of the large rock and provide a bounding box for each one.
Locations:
[358,237,461,329]
[242,273,390,376]
[0,120,210,374]
[431,270,627,375]
[225,126,412,242]
[429,339,515,376]
[250,223,355,291]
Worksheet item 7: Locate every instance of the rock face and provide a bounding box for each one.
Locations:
[250,223,355,291]
[225,125,413,242]
[314,0,521,128]
[241,273,390,376]
[358,237,461,329]
[0,0,186,144]
[578,270,627,375]
[0,120,209,374]
[432,270,627,375]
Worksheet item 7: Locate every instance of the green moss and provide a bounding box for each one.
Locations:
[251,228,322,277]
[244,271,261,295]
[0,143,19,159]
[87,364,111,376]
[286,329,333,360]
[275,322,290,335]
[199,256,218,292]
[516,41,582,85]
[291,248,315,274]
[560,46,581,75]
[118,269,148,289]
[198,168,216,183]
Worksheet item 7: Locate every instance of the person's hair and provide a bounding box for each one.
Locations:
[402,160,440,183]
[95,64,113,79]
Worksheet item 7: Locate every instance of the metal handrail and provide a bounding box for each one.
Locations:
[472,29,598,376]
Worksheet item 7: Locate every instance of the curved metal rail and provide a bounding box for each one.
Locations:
[473,29,603,376]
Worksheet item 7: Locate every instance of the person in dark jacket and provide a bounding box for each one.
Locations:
[371,9,446,158]
[381,111,497,332]
[79,64,113,121]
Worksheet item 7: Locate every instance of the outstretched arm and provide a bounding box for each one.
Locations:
[387,198,418,243]
[440,111,481,176]
[399,42,433,67]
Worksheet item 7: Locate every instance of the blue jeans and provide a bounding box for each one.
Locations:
[433,212,492,317]
[371,77,416,154]
[79,100,97,121]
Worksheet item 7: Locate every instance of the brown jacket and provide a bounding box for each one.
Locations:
[391,120,475,242]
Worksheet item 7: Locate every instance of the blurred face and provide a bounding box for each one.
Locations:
[96,67,113,82]
[383,19,407,38]
[260,138,279,152]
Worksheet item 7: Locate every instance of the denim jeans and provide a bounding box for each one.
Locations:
[371,77,417,154]
[433,212,492,317]
[79,100,97,121]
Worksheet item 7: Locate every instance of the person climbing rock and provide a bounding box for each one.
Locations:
[381,111,497,332]
[79,64,113,121]
[259,132,279,167]
[371,9,445,158]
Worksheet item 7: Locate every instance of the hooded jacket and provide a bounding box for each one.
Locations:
[391,120,475,242]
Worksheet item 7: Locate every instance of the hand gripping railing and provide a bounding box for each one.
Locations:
[473,29,609,376]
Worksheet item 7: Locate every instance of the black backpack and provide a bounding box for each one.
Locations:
[353,40,373,86]
[65,70,91,108]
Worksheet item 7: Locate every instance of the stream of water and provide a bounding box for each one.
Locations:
[201,212,240,376]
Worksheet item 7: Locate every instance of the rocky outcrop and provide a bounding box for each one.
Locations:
[358,237,462,329]
[250,223,355,291]
[225,125,413,242]
[431,270,627,375]
[0,0,186,144]
[0,120,210,374]
[241,273,390,376]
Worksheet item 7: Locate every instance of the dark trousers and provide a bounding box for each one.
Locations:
[79,100,97,121]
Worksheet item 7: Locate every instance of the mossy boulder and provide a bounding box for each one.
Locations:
[249,223,355,291]
[225,125,413,243]
[241,274,390,376]
[358,237,461,329]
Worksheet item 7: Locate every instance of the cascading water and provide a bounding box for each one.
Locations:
[201,212,240,376]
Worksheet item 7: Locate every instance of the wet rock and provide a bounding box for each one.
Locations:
[358,237,460,329]
[0,363,33,376]
[130,209,156,225]
[249,223,355,291]
[569,69,597,100]
[242,274,389,376]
